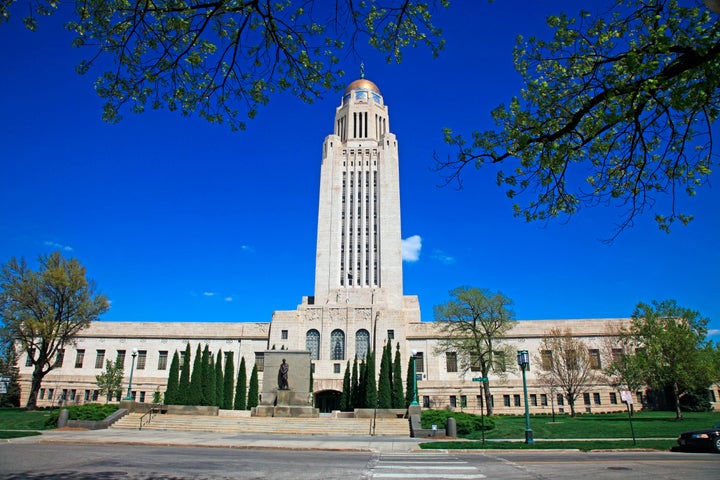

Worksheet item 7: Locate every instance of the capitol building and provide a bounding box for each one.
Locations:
[18,76,706,415]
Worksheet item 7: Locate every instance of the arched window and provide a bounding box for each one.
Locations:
[306,329,320,360]
[355,329,370,360]
[330,329,345,360]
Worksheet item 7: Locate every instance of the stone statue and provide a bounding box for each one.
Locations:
[278,358,289,390]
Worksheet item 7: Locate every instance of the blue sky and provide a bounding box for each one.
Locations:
[1,2,718,337]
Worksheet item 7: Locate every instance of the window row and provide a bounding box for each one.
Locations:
[25,348,168,371]
[305,328,371,361]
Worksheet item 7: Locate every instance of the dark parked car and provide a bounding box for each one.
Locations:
[677,424,720,452]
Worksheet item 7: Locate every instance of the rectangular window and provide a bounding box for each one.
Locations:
[70,389,76,401]
[74,349,85,368]
[157,351,168,370]
[449,395,457,408]
[541,350,553,370]
[281,330,288,340]
[583,392,591,405]
[503,395,511,407]
[476,395,484,410]
[514,394,521,407]
[446,352,458,373]
[48,388,54,400]
[61,389,67,401]
[26,348,35,367]
[84,390,90,401]
[333,363,341,374]
[530,394,537,406]
[593,392,601,405]
[710,390,717,402]
[415,352,424,373]
[178,350,185,368]
[255,352,265,372]
[589,349,601,369]
[40,388,45,400]
[136,350,147,370]
[95,350,106,369]
[461,395,467,408]
[92,390,99,401]
[470,354,482,372]
[611,348,623,363]
[490,395,494,407]
[54,349,65,367]
[609,392,618,404]
[387,329,394,340]
[557,394,564,406]
[540,394,548,406]
[423,396,430,408]
[139,391,146,403]
[116,350,126,368]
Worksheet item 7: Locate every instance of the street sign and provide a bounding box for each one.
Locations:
[472,377,488,382]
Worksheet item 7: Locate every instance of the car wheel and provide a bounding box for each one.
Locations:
[714,437,720,453]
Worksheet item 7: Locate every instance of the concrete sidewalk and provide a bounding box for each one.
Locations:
[3,428,427,453]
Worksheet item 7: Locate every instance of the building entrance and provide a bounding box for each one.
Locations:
[314,390,341,413]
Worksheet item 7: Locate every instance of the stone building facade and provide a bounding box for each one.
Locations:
[16,77,720,414]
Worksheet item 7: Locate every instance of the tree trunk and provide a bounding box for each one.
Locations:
[568,394,576,417]
[483,381,494,416]
[673,382,683,420]
[25,366,45,410]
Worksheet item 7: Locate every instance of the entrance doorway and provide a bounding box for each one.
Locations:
[314,390,341,413]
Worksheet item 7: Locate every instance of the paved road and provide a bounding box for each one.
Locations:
[1,442,718,479]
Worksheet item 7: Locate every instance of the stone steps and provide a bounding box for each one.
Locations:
[112,413,410,436]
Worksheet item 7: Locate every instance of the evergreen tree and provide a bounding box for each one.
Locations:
[201,344,215,406]
[223,352,235,409]
[164,351,180,405]
[247,363,259,409]
[215,350,224,408]
[365,349,377,408]
[405,357,415,407]
[392,343,404,408]
[350,358,359,409]
[358,360,367,408]
[340,361,351,411]
[377,342,392,408]
[187,344,203,405]
[0,340,21,407]
[234,356,247,410]
[178,343,191,405]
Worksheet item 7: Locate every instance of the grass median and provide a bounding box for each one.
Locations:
[419,410,719,451]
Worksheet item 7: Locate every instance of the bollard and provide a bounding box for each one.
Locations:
[57,409,69,428]
[446,417,457,437]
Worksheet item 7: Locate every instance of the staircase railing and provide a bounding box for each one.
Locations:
[139,403,166,430]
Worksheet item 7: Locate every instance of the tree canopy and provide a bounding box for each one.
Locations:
[0,251,109,409]
[1,0,448,131]
[616,299,714,419]
[439,0,720,238]
[433,286,516,416]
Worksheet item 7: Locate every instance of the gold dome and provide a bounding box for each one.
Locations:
[344,78,381,95]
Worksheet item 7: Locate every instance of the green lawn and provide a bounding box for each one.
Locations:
[419,410,720,451]
[0,408,56,439]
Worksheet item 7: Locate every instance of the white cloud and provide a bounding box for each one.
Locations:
[402,235,422,262]
[224,296,233,302]
[431,249,456,265]
[708,329,720,337]
[44,241,73,252]
[203,292,216,297]
[240,245,255,253]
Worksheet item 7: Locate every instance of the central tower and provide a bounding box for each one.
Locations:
[269,76,419,401]
[313,77,404,310]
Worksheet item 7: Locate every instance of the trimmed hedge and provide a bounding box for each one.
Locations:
[44,404,119,428]
[421,409,495,435]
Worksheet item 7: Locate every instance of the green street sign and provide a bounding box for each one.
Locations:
[472,377,488,382]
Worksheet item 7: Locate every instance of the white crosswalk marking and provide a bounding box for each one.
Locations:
[366,453,486,479]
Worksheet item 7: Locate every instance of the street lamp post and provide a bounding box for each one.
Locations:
[124,348,138,401]
[517,350,534,444]
[410,349,419,406]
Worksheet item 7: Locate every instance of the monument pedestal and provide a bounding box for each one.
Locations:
[252,350,319,418]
